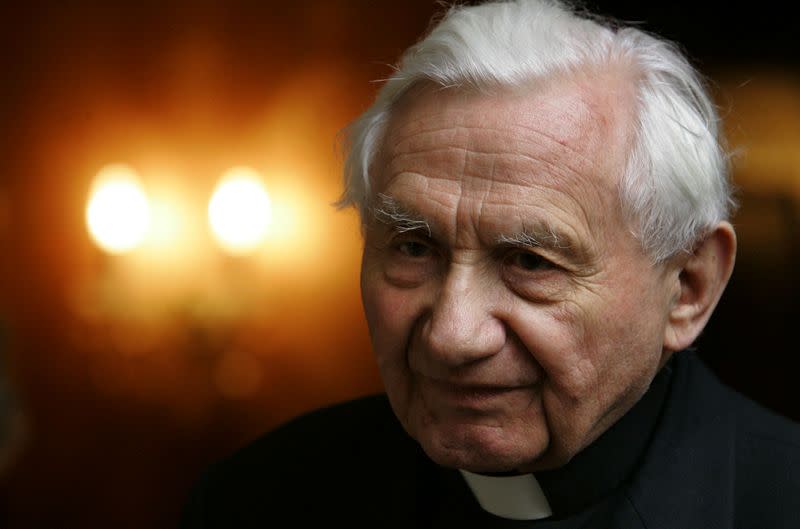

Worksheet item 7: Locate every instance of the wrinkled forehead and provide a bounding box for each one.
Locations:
[375,69,638,197]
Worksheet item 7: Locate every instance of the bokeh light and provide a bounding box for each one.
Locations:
[86,164,151,254]
[208,167,272,256]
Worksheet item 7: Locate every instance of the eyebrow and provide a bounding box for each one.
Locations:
[371,193,432,236]
[371,193,586,262]
[496,223,581,261]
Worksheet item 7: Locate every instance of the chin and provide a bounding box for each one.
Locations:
[412,418,549,473]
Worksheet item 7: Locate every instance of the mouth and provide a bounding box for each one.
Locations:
[420,376,534,408]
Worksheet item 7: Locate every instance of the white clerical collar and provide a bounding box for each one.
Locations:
[459,469,553,521]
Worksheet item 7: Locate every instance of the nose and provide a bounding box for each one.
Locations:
[419,265,506,368]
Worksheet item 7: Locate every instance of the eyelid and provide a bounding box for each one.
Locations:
[498,245,559,271]
[381,230,441,287]
[389,230,438,253]
[389,227,436,244]
[493,242,542,258]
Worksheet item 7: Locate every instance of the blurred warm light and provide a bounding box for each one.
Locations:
[208,167,272,255]
[214,349,263,399]
[261,181,314,248]
[86,164,151,254]
[146,194,184,249]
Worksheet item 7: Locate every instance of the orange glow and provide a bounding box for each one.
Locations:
[214,348,263,399]
[146,193,184,250]
[208,167,272,255]
[86,164,150,254]
[260,178,325,255]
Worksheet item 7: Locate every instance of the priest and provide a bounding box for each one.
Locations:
[181,1,800,527]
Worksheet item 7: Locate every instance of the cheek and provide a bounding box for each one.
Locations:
[361,267,430,430]
[598,268,671,355]
[360,262,428,376]
[509,303,599,399]
[510,287,660,403]
[363,282,413,345]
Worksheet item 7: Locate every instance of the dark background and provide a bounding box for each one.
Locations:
[0,2,797,528]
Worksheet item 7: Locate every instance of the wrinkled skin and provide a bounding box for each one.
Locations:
[360,71,685,473]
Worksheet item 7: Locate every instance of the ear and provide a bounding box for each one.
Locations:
[663,221,737,352]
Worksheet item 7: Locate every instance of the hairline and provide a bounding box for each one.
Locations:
[340,0,733,264]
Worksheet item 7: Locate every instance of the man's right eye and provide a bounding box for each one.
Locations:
[396,240,432,258]
[381,237,438,287]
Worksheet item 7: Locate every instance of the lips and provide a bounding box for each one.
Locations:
[432,379,521,395]
[419,375,534,407]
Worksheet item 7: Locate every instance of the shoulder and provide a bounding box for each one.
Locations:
[679,350,800,437]
[688,353,800,451]
[626,351,800,528]
[727,386,800,525]
[210,393,411,483]
[682,351,800,461]
[685,353,800,525]
[230,393,404,463]
[180,394,420,528]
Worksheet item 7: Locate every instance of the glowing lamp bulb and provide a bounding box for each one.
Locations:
[86,164,150,254]
[208,167,272,255]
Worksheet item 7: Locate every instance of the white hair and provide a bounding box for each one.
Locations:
[338,0,734,262]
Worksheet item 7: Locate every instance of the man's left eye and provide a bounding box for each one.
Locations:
[507,250,554,272]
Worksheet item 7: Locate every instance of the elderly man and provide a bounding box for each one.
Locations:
[182,1,799,527]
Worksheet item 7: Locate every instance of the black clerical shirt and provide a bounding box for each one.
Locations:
[181,351,800,528]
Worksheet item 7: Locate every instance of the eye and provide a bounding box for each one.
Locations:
[395,239,433,258]
[501,249,564,300]
[380,235,438,288]
[506,250,554,272]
